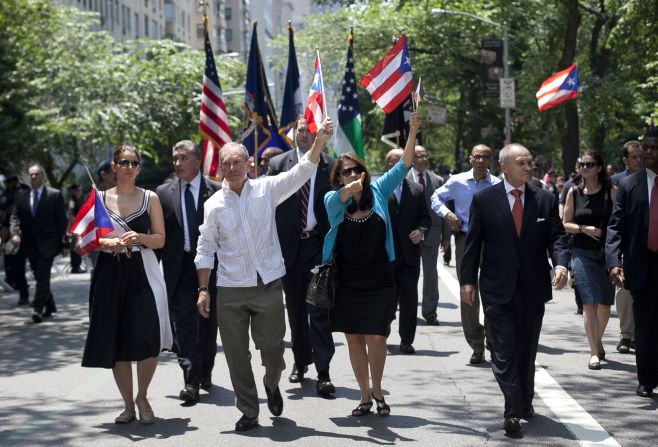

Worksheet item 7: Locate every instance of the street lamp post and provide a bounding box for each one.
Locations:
[431,8,511,144]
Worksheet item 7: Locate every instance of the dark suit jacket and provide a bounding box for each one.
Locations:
[606,169,651,292]
[10,186,67,259]
[388,179,431,266]
[267,150,334,268]
[156,176,221,299]
[460,182,569,305]
[407,170,450,248]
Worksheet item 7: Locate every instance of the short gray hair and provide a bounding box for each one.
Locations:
[173,140,202,160]
[219,142,250,161]
[499,144,527,163]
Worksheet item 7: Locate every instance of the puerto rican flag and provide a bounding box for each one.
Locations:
[359,34,413,114]
[69,187,114,256]
[536,63,579,112]
[304,50,325,134]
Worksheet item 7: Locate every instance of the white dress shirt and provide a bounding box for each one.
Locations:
[30,185,45,212]
[180,173,201,252]
[503,179,526,209]
[647,168,657,205]
[195,153,318,287]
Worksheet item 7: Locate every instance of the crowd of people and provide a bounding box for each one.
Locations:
[1,116,656,436]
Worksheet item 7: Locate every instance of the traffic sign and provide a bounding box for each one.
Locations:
[500,78,515,108]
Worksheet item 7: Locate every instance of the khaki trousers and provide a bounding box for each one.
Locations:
[615,287,635,341]
[217,279,286,418]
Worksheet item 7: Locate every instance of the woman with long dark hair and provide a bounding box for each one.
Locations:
[322,113,420,417]
[82,145,172,424]
[563,149,616,370]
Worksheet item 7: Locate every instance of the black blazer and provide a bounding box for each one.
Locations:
[156,176,221,299]
[388,179,431,266]
[10,186,67,259]
[268,150,334,268]
[460,182,569,305]
[407,170,450,248]
[606,169,651,292]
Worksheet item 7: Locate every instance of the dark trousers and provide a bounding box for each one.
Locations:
[20,251,56,313]
[484,286,545,418]
[281,234,334,374]
[393,262,420,345]
[5,251,28,299]
[170,253,218,386]
[631,253,658,388]
[443,238,452,265]
[70,248,82,271]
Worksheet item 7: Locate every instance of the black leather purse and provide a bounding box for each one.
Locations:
[306,257,335,309]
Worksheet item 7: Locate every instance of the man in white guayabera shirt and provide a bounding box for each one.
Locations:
[194,118,333,432]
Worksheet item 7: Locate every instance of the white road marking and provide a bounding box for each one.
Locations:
[437,261,620,446]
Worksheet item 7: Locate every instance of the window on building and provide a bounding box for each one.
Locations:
[225,28,233,42]
[181,10,185,28]
[151,19,158,39]
[126,7,131,32]
[164,2,174,22]
[134,12,139,37]
[225,7,232,20]
[144,15,149,38]
[197,24,204,39]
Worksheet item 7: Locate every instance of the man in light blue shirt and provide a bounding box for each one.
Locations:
[431,144,500,364]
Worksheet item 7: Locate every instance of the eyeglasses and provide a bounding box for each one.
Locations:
[340,166,364,177]
[642,144,658,152]
[471,154,491,161]
[115,159,141,168]
[578,161,598,169]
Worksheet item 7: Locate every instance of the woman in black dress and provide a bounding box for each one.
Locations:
[322,113,420,417]
[82,145,171,424]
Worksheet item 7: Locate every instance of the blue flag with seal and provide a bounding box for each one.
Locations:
[279,22,303,147]
[242,22,290,156]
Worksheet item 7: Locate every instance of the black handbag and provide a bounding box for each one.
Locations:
[306,257,336,309]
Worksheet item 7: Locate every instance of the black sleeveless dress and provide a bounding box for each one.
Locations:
[82,191,172,368]
[330,211,395,335]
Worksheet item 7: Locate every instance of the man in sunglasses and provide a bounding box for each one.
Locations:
[267,116,337,396]
[431,144,500,364]
[9,163,68,323]
[607,127,658,398]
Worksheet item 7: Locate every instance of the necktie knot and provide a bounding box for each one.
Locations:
[511,189,522,199]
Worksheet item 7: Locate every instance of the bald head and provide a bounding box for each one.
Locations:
[499,144,533,187]
[385,149,403,171]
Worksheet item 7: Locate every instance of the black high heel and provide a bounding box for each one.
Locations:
[351,400,373,417]
[372,391,390,416]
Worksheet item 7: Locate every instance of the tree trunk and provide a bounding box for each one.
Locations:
[560,0,581,176]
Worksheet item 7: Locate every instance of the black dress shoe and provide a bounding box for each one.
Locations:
[199,378,212,391]
[179,385,199,402]
[32,312,43,323]
[636,385,654,398]
[17,298,29,306]
[316,373,336,396]
[263,378,283,416]
[617,338,631,354]
[235,415,258,432]
[503,417,521,434]
[425,317,440,326]
[522,405,535,419]
[288,364,308,383]
[399,343,416,354]
[469,351,484,364]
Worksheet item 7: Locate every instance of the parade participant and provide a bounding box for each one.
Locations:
[156,140,221,403]
[607,128,658,398]
[10,164,67,322]
[562,150,615,370]
[195,119,333,432]
[322,112,420,417]
[67,183,85,274]
[260,147,283,175]
[1,175,29,303]
[431,144,500,364]
[460,143,569,434]
[81,145,172,425]
[268,117,336,396]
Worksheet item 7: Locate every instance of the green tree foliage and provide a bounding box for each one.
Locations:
[0,0,244,187]
[289,0,656,174]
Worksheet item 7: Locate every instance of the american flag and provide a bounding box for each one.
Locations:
[199,16,231,176]
[304,50,325,134]
[69,187,114,256]
[536,63,579,112]
[359,34,413,114]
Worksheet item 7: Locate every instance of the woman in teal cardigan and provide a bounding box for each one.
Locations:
[322,112,420,417]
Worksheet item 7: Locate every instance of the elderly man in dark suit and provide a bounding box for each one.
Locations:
[408,145,450,326]
[606,128,658,398]
[267,116,336,395]
[10,164,67,323]
[460,144,569,435]
[156,140,221,403]
[387,149,431,354]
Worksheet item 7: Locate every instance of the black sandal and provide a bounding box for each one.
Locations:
[372,391,390,416]
[351,401,373,417]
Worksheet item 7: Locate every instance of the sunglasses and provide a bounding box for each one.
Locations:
[578,161,598,169]
[471,154,491,161]
[115,159,141,168]
[340,166,364,177]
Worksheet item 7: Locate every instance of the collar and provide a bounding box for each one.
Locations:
[503,178,526,195]
[412,167,426,177]
[32,185,45,195]
[467,168,494,183]
[181,172,201,190]
[647,168,657,183]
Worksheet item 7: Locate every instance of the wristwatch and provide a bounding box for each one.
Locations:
[197,286,209,294]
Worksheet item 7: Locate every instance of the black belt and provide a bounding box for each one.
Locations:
[300,228,321,240]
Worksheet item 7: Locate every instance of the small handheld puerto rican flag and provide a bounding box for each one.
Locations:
[303,49,326,134]
[69,187,114,256]
[536,63,579,112]
[412,77,424,111]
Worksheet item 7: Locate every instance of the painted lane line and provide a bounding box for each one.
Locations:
[437,262,620,447]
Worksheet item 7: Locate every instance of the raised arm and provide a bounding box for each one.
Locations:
[402,112,420,168]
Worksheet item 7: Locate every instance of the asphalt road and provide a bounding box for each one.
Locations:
[0,251,655,447]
